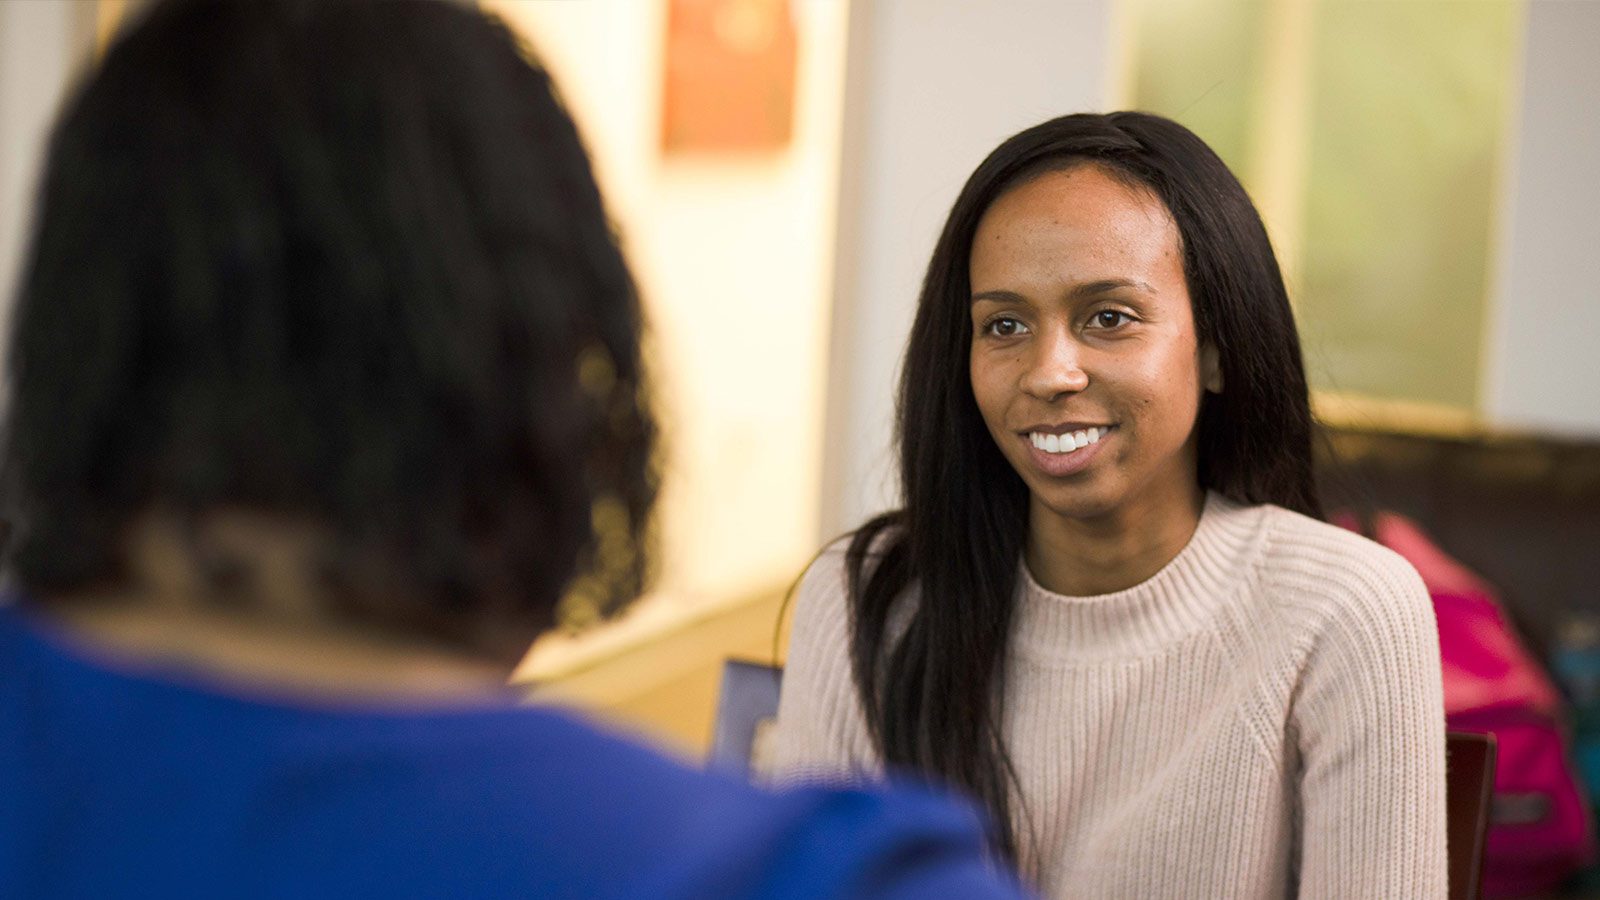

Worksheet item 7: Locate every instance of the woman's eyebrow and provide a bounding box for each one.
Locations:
[971,279,1156,305]
[1073,278,1157,298]
[971,289,1027,305]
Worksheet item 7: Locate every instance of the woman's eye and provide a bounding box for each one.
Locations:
[984,317,1028,338]
[1089,310,1132,329]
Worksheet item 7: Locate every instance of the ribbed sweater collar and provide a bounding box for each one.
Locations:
[1011,492,1269,664]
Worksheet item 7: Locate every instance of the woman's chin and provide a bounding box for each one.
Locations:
[1025,483,1125,525]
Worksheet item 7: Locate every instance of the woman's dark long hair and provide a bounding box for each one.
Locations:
[845,112,1320,865]
[2,0,655,662]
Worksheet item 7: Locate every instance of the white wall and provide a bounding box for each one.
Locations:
[1485,1,1600,437]
[0,0,89,354]
[818,0,1116,540]
[485,0,848,609]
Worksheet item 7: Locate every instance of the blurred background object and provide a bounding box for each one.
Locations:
[472,0,845,754]
[2,1,1596,790]
[661,0,798,153]
[1129,0,1520,415]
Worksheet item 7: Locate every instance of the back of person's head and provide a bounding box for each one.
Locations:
[2,0,655,662]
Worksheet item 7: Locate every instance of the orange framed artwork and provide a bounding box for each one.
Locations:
[661,0,797,155]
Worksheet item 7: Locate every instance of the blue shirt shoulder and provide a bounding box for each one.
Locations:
[0,604,1027,900]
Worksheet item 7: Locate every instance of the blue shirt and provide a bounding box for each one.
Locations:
[0,603,1027,899]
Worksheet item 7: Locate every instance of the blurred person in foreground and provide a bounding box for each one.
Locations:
[0,1,1030,897]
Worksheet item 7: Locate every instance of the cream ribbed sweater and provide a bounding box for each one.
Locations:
[770,493,1448,899]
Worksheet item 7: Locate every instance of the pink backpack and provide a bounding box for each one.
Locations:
[1337,511,1595,896]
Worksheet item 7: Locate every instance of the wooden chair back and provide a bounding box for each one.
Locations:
[1446,731,1498,900]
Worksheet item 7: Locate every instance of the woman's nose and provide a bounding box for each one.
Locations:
[1019,332,1088,400]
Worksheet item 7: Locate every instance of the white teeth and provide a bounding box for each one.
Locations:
[1029,426,1111,455]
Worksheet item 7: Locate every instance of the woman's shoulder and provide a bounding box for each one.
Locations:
[1255,503,1419,582]
[798,521,902,601]
[798,535,857,596]
[789,522,912,653]
[1250,502,1433,636]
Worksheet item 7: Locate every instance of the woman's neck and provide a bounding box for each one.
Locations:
[1024,482,1206,596]
[34,510,511,705]
[41,602,511,704]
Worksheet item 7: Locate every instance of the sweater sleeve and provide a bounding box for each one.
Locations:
[765,544,882,786]
[1291,549,1448,899]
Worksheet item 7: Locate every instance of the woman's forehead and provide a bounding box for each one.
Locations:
[969,167,1183,296]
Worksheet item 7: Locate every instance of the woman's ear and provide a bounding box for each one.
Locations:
[1200,343,1223,394]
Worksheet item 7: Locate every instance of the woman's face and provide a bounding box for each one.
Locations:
[968,164,1219,525]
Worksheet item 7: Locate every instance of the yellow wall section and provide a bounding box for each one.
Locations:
[483,0,845,759]
[524,590,790,760]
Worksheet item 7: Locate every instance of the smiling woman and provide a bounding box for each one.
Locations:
[770,112,1449,899]
[969,166,1220,589]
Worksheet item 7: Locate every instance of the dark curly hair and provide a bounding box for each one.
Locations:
[1,0,656,662]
